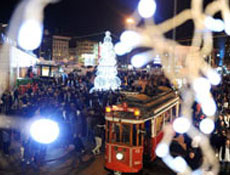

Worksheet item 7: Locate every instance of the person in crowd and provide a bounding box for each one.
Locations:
[185,149,202,170]
[74,134,85,162]
[92,125,103,155]
[219,139,230,172]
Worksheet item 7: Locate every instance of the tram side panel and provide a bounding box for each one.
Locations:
[105,143,143,173]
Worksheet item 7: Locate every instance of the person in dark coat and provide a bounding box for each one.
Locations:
[74,135,85,162]
[185,149,202,170]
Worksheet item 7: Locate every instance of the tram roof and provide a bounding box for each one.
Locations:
[106,86,179,123]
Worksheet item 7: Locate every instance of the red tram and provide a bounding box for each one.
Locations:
[104,87,180,174]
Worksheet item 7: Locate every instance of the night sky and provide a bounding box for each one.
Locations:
[0,0,218,40]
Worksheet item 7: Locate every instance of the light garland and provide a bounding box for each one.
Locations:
[114,0,229,174]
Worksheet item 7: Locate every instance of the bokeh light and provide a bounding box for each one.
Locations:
[173,117,191,134]
[199,118,215,134]
[18,20,43,50]
[30,119,60,144]
[138,0,156,18]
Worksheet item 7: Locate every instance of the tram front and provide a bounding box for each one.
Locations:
[104,103,144,174]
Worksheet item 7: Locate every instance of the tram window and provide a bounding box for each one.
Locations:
[165,111,171,124]
[106,121,110,142]
[133,125,137,146]
[172,106,176,116]
[155,115,164,135]
[122,124,130,145]
[145,121,151,137]
[111,123,121,143]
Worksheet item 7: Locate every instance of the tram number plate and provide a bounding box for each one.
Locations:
[135,149,140,153]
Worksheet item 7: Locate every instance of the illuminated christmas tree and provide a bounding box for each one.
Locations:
[91,31,121,92]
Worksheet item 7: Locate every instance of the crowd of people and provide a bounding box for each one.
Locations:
[0,69,171,165]
[182,74,230,172]
[0,67,229,172]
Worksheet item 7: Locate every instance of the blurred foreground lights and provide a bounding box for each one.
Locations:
[206,69,221,85]
[225,20,230,35]
[120,30,141,49]
[201,98,217,116]
[131,52,151,68]
[172,156,188,173]
[138,0,156,18]
[18,20,43,50]
[173,117,191,134]
[199,118,215,134]
[156,143,169,158]
[204,16,225,32]
[30,119,60,144]
[193,78,211,95]
[114,42,131,56]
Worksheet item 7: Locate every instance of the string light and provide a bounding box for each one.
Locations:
[156,143,169,158]
[173,117,191,134]
[199,118,215,134]
[204,16,225,32]
[18,20,43,50]
[138,0,156,18]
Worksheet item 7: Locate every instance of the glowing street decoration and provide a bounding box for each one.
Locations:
[114,42,130,56]
[131,51,153,68]
[193,78,211,95]
[123,0,225,174]
[206,69,221,85]
[200,97,217,116]
[204,16,225,32]
[18,20,43,50]
[199,118,215,134]
[173,117,191,134]
[91,31,121,92]
[30,119,60,144]
[138,0,156,18]
[120,30,141,49]
[156,143,169,158]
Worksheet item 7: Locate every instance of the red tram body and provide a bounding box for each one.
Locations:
[104,88,180,174]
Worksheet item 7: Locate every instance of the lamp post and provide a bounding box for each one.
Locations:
[173,0,177,41]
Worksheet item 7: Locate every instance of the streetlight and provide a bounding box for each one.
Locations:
[126,17,135,24]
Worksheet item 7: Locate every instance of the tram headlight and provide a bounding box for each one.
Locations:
[116,152,124,160]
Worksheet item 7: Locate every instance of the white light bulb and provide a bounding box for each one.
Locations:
[131,54,146,68]
[206,69,221,85]
[201,98,216,116]
[156,143,169,158]
[120,30,141,49]
[30,119,60,144]
[225,19,230,35]
[193,78,211,95]
[199,118,215,134]
[204,16,225,32]
[18,19,43,50]
[172,156,188,173]
[114,42,130,56]
[173,117,191,134]
[131,52,152,68]
[138,0,156,18]
[192,169,203,175]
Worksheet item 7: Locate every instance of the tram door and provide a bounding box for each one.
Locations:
[143,120,152,161]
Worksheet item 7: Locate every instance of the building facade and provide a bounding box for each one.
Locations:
[52,35,71,62]
[76,40,99,65]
